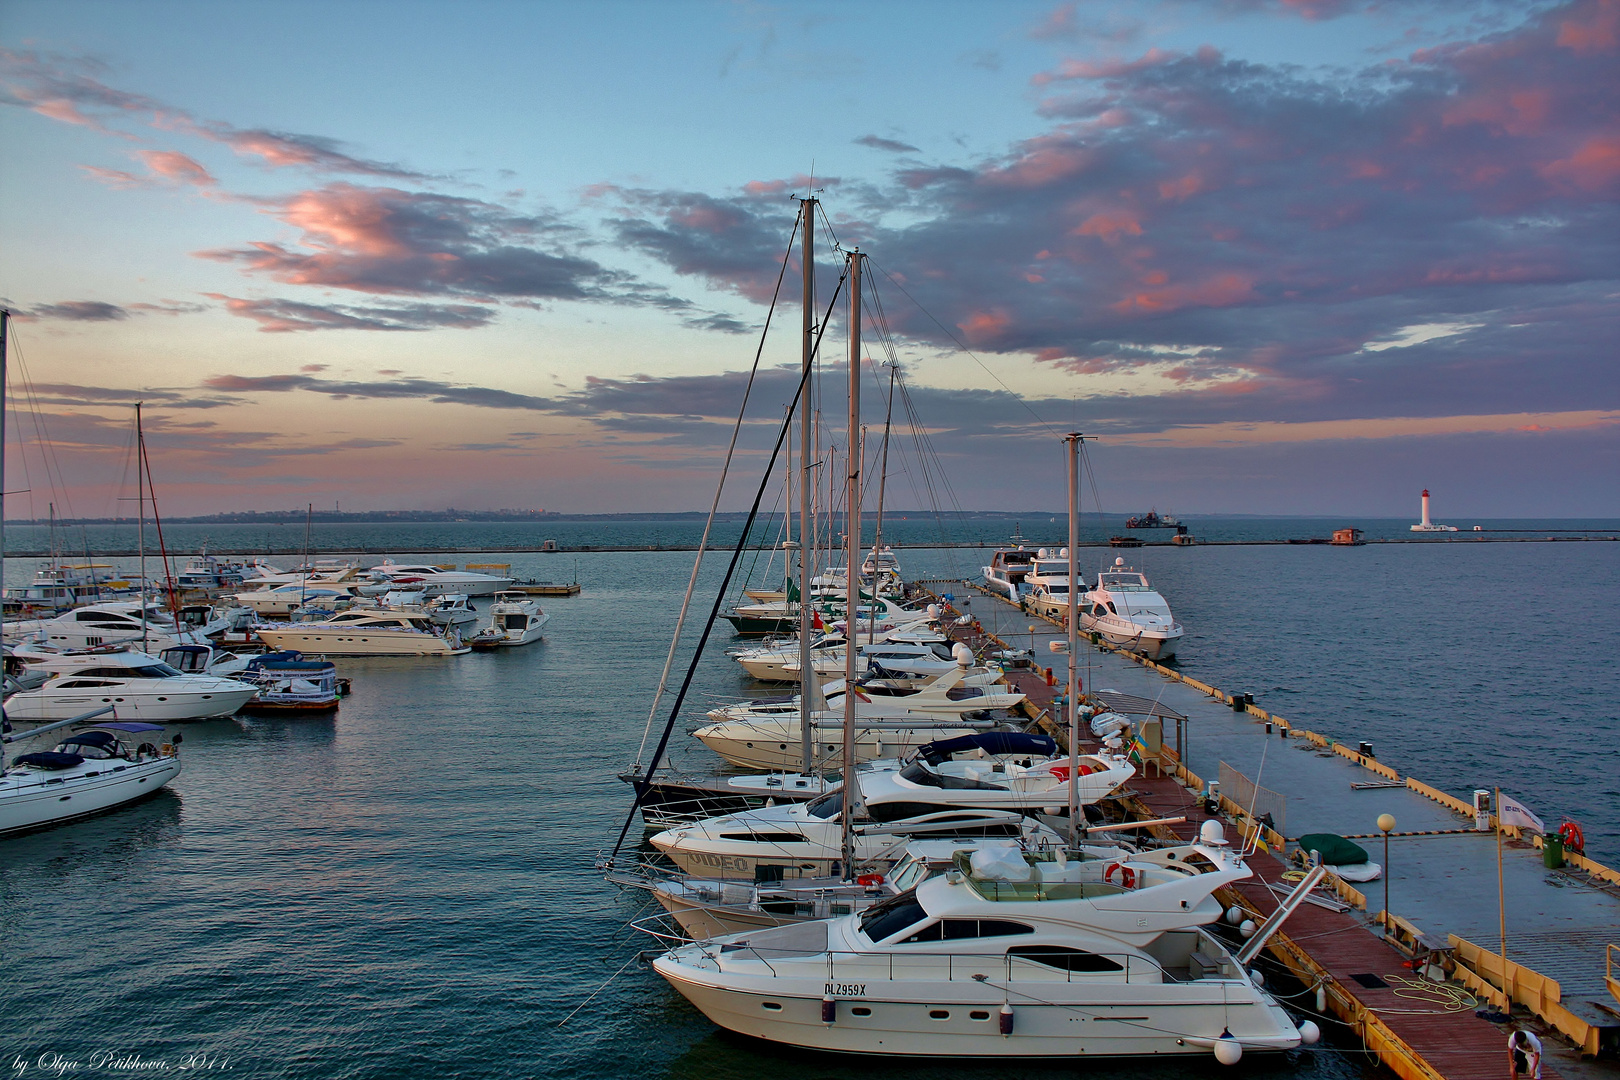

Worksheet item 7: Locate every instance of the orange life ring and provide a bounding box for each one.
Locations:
[857,873,884,888]
[1104,862,1137,889]
[1558,821,1585,853]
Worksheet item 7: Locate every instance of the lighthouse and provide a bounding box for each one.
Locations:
[1410,488,1458,532]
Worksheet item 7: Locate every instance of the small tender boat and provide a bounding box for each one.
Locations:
[1,721,183,837]
[238,652,342,711]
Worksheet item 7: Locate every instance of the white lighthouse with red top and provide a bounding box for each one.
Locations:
[1410,489,1458,532]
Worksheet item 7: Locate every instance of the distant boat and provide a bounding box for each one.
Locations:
[1125,510,1179,529]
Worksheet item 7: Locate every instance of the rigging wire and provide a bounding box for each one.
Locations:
[610,263,851,861]
[632,208,803,769]
[869,258,1062,439]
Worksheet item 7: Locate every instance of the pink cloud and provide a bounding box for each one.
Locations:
[1557,0,1619,53]
[957,309,1011,344]
[1032,47,1180,86]
[1073,211,1143,242]
[1539,134,1620,191]
[138,150,215,187]
[1112,273,1256,314]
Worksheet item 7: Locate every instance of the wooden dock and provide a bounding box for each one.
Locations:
[918,583,1603,1079]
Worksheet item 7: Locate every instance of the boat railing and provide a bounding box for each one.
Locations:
[714,947,1202,985]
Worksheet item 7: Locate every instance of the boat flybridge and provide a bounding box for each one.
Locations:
[254,609,471,656]
[652,820,1319,1061]
[733,618,949,684]
[1,720,183,837]
[1079,558,1184,661]
[1020,548,1086,621]
[234,582,362,617]
[3,648,259,721]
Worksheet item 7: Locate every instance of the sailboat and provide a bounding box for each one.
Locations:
[0,310,187,836]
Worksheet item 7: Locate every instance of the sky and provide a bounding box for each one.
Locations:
[1,0,1615,519]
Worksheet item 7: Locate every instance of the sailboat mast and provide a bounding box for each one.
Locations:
[869,363,896,644]
[1065,432,1083,845]
[783,404,793,590]
[797,196,817,775]
[842,250,863,879]
[137,402,148,648]
[1,310,9,666]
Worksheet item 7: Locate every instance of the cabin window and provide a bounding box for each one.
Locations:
[718,832,805,844]
[1006,945,1124,972]
[970,1010,991,1021]
[929,1010,950,1020]
[851,1006,872,1017]
[761,1002,783,1011]
[902,919,1033,943]
[857,890,928,942]
[804,791,843,819]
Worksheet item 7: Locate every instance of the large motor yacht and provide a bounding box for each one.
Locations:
[481,591,550,645]
[255,609,471,656]
[1079,558,1184,661]
[1019,548,1086,621]
[652,823,1315,1060]
[981,544,1036,603]
[1,722,183,837]
[362,560,514,597]
[4,649,259,721]
[4,601,235,652]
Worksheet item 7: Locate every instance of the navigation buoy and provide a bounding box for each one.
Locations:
[1214,1032,1243,1065]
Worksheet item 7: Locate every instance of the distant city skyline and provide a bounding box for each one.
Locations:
[3,0,1614,518]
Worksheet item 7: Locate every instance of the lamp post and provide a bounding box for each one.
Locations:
[1028,624,1037,661]
[1377,813,1396,929]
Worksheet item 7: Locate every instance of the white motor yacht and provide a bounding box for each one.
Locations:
[363,560,514,597]
[237,559,361,589]
[1,722,183,837]
[981,544,1036,602]
[649,791,1063,880]
[861,545,904,599]
[736,620,947,684]
[1020,548,1086,621]
[234,583,361,617]
[4,649,258,721]
[1079,558,1183,660]
[481,591,550,645]
[254,609,470,655]
[159,642,251,677]
[3,602,239,655]
[652,823,1315,1060]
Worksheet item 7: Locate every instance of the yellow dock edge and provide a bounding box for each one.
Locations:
[1450,935,1603,1056]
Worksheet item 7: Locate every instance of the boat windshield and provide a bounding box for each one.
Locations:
[805,790,844,820]
[857,888,928,942]
[1098,574,1150,591]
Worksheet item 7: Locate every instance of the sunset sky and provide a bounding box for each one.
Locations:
[2,0,1615,518]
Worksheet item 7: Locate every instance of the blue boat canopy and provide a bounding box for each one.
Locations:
[13,751,84,769]
[918,732,1056,764]
[95,722,168,733]
[61,731,117,748]
[246,651,305,670]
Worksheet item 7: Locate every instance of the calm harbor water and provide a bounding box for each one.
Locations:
[2,518,1615,1079]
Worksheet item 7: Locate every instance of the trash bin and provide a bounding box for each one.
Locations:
[1543,836,1564,869]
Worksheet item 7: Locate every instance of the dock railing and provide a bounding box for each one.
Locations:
[1448,934,1602,1055]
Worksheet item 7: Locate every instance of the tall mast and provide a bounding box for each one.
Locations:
[869,363,896,644]
[797,196,817,775]
[137,402,148,648]
[783,404,793,591]
[1,311,9,674]
[1065,432,1084,845]
[842,250,863,879]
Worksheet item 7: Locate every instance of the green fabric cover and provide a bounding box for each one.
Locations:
[1295,833,1371,866]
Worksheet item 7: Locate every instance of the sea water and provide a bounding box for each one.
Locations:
[1,519,1614,1079]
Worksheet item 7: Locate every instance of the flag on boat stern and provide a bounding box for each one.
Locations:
[1499,793,1545,833]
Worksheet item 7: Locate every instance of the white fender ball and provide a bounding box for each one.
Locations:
[1239,919,1257,938]
[1249,968,1265,987]
[1225,905,1244,925]
[1298,1020,1321,1045]
[1214,1036,1243,1065]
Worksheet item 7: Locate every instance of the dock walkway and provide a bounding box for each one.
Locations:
[916,579,1620,1077]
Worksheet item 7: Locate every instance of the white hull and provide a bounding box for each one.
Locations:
[4,685,257,721]
[1080,616,1181,660]
[0,755,182,836]
[656,968,1300,1058]
[497,610,549,645]
[255,627,467,656]
[694,723,992,771]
